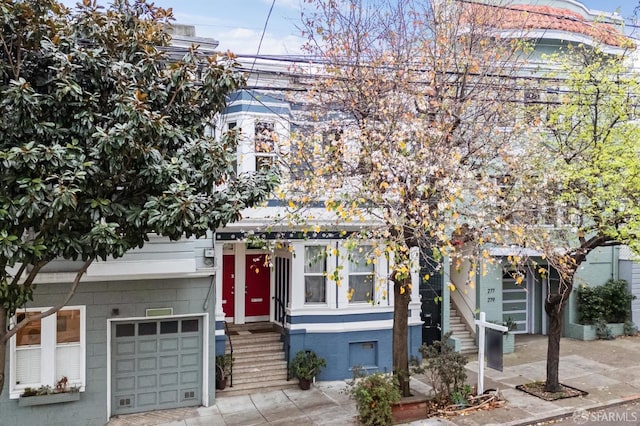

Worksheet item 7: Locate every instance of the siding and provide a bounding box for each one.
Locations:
[1,277,215,426]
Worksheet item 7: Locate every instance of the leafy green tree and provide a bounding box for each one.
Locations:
[521,44,640,392]
[0,0,278,394]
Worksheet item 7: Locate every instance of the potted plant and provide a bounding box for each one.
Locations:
[290,349,326,390]
[215,354,233,390]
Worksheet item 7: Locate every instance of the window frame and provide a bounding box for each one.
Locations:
[304,245,328,305]
[9,305,86,399]
[254,120,277,171]
[347,245,376,304]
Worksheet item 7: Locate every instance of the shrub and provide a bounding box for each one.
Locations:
[416,333,468,402]
[346,370,401,426]
[577,279,635,324]
[624,320,638,336]
[594,318,613,340]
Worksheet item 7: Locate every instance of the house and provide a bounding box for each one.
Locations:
[447,0,635,352]
[0,28,222,425]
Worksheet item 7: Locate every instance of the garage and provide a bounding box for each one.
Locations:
[111,317,204,416]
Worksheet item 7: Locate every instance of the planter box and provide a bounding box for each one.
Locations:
[503,333,515,354]
[566,322,625,341]
[19,392,80,407]
[391,391,428,424]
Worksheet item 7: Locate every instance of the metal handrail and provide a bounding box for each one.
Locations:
[223,321,234,387]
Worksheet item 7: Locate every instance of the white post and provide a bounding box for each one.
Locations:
[474,311,508,395]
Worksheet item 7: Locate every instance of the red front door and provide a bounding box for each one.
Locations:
[245,254,270,318]
[222,255,235,318]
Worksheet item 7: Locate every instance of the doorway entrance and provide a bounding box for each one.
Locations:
[221,251,271,323]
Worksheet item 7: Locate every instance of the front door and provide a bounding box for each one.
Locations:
[222,255,235,319]
[245,253,270,319]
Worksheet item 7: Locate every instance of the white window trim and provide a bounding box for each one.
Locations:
[303,245,329,306]
[9,305,86,399]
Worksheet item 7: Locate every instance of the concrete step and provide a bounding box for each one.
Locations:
[233,360,288,374]
[216,379,298,397]
[232,370,288,385]
[229,334,282,346]
[229,342,284,354]
[232,351,286,364]
[449,324,467,331]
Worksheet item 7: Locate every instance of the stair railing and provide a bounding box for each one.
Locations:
[223,321,234,387]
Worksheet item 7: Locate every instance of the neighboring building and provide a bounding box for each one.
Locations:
[0,32,221,425]
[1,235,217,424]
[447,0,633,351]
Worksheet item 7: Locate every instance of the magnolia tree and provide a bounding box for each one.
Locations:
[515,44,640,392]
[289,0,531,396]
[0,0,278,394]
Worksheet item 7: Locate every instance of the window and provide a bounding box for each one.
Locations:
[348,246,375,303]
[10,306,85,398]
[304,246,327,304]
[255,121,276,171]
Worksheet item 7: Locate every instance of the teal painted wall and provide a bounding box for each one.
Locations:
[0,277,214,426]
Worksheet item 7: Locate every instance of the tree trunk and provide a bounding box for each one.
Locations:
[0,308,6,396]
[544,300,563,392]
[393,276,411,397]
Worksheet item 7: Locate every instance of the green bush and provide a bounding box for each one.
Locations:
[577,279,635,324]
[346,370,401,426]
[415,333,468,402]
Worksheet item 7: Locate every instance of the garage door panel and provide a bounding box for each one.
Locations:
[181,336,199,350]
[160,372,179,386]
[115,341,135,356]
[138,356,157,370]
[160,355,179,369]
[115,358,135,374]
[180,370,198,385]
[138,374,158,389]
[138,339,158,353]
[111,317,203,416]
[181,353,199,367]
[159,390,179,404]
[137,392,158,406]
[160,338,179,351]
[116,377,135,391]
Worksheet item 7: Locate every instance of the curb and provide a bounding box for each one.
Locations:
[506,394,640,426]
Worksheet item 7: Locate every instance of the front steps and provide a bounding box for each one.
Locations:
[449,307,478,355]
[216,322,297,397]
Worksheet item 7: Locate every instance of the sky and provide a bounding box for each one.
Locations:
[58,0,640,56]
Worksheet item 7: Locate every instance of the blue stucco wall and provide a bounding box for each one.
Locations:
[286,324,422,380]
[0,277,214,426]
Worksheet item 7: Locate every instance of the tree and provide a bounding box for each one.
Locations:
[534,45,640,392]
[0,0,278,395]
[519,44,640,392]
[292,0,528,396]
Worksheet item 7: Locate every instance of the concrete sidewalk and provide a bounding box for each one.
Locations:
[108,334,640,425]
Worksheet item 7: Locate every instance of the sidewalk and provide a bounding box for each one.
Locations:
[108,334,640,425]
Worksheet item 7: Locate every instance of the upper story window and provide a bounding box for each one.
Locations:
[255,121,276,171]
[304,245,327,304]
[10,306,86,399]
[348,246,375,303]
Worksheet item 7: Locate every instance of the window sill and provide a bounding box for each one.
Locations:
[18,391,80,407]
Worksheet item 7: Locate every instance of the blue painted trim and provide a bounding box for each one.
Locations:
[215,320,226,331]
[287,311,393,324]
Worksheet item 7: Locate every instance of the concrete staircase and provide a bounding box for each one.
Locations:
[449,306,478,355]
[216,322,297,397]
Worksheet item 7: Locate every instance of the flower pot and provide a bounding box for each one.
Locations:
[298,378,312,390]
[216,377,227,390]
